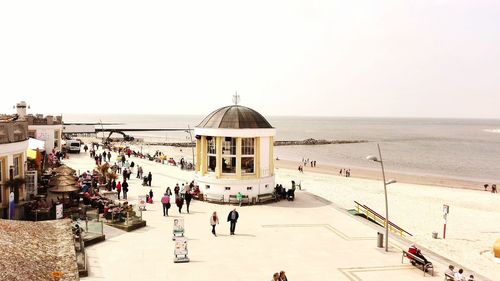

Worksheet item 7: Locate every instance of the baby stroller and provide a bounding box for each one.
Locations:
[287,189,295,201]
[142,176,148,186]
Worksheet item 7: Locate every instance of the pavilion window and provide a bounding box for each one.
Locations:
[13,155,20,177]
[241,138,255,174]
[222,137,237,174]
[207,138,216,172]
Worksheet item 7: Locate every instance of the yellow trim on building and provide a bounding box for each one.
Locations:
[0,156,7,205]
[236,137,242,179]
[195,139,201,172]
[255,137,260,178]
[200,136,207,175]
[215,137,222,178]
[269,136,274,176]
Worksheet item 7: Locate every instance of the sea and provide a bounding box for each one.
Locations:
[63,114,500,183]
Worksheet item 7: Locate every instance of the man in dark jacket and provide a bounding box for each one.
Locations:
[227,209,239,235]
[147,172,152,186]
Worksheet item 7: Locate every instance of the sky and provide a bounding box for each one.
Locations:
[1,0,500,118]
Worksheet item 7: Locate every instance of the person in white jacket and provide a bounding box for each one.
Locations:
[210,211,219,236]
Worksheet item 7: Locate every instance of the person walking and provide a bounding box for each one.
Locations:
[210,211,219,236]
[176,195,184,213]
[165,187,172,196]
[136,165,141,178]
[147,172,152,187]
[116,181,122,200]
[161,193,171,216]
[227,208,239,235]
[185,191,192,213]
[149,189,154,201]
[122,180,129,200]
[107,152,111,162]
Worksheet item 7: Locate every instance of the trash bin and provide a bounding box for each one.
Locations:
[432,232,438,239]
[377,232,383,248]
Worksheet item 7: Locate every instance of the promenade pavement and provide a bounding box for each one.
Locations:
[64,151,460,281]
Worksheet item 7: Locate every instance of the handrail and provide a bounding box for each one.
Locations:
[354,201,412,236]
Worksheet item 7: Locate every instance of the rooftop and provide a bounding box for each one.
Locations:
[197,105,273,129]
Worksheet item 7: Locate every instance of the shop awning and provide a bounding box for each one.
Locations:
[28,138,45,151]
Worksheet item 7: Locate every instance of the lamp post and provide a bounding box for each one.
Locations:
[185,125,195,165]
[366,143,396,252]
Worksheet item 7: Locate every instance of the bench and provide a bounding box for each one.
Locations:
[401,250,434,276]
[444,273,455,281]
[204,193,224,203]
[228,195,250,205]
[257,193,276,203]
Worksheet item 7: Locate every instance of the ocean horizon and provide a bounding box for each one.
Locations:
[64,113,500,184]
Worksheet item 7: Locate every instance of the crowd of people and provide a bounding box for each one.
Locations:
[483,183,497,193]
[339,168,351,177]
[445,264,474,281]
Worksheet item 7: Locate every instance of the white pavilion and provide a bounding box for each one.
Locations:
[194,102,276,203]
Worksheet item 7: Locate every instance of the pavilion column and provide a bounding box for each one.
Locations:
[215,136,222,178]
[236,137,242,179]
[195,138,201,172]
[255,137,260,178]
[269,136,274,176]
[200,136,207,176]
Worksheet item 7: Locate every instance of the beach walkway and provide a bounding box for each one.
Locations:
[64,152,472,281]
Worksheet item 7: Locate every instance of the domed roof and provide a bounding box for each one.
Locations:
[197,105,273,129]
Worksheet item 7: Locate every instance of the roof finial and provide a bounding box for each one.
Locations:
[232,91,240,105]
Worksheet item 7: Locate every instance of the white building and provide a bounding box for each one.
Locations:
[16,101,63,152]
[194,105,276,203]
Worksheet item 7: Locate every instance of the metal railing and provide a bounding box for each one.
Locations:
[354,201,412,237]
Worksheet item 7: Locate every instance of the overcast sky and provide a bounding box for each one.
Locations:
[1,0,499,118]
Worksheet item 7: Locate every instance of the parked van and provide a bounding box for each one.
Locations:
[65,140,81,153]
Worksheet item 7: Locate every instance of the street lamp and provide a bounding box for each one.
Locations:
[366,143,396,252]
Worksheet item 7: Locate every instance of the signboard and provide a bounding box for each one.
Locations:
[173,218,184,234]
[173,236,189,263]
[138,195,147,210]
[56,203,64,219]
[174,237,188,256]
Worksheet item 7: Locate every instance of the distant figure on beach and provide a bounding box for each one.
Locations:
[484,184,489,191]
[210,211,219,236]
[272,273,279,281]
[339,169,343,176]
[468,275,474,281]
[227,208,239,235]
[492,184,497,193]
